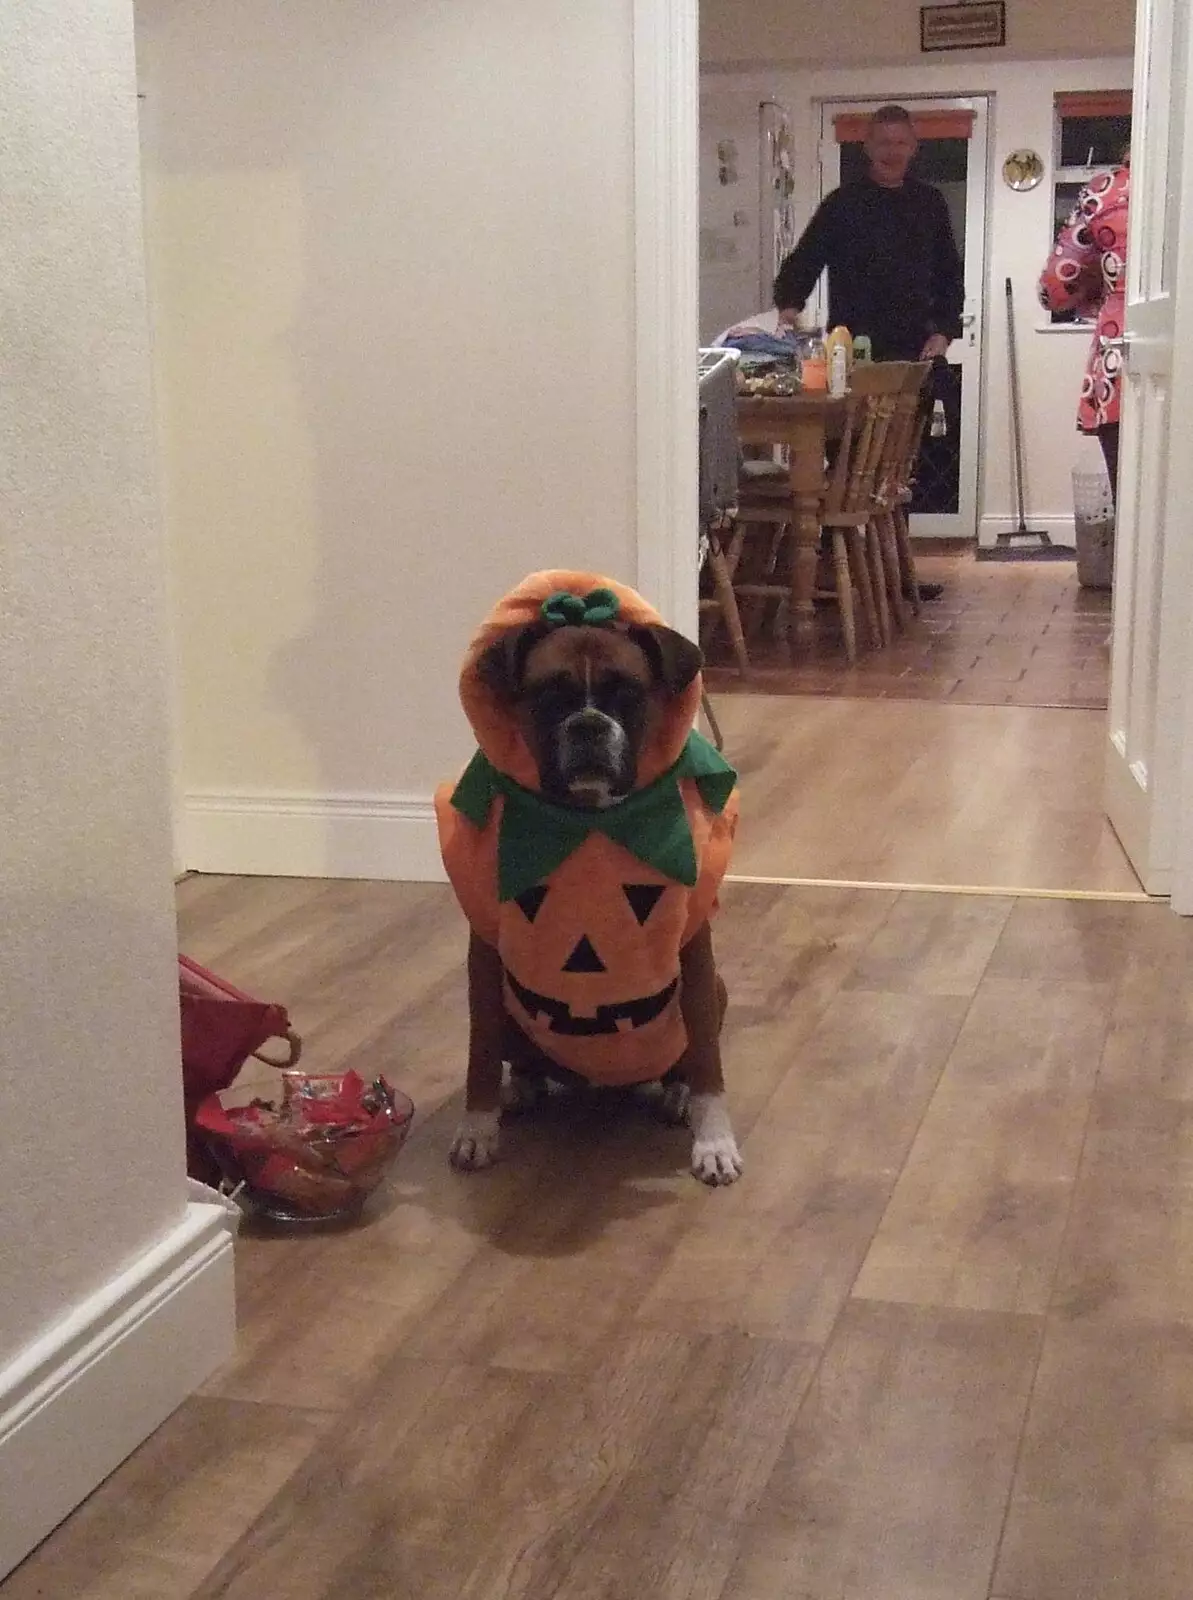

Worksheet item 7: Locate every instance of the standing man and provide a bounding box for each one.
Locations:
[775,106,962,601]
[774,103,964,362]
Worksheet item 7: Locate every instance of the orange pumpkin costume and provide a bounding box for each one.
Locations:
[435,572,739,1087]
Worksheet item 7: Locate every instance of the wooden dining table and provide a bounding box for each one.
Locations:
[735,391,849,652]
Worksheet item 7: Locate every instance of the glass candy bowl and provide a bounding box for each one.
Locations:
[195,1069,414,1223]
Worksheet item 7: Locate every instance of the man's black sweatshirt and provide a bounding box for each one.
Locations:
[773,176,965,361]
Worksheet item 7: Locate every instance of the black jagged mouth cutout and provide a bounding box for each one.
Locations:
[506,971,678,1036]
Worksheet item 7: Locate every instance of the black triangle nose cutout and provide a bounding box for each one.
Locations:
[562,935,607,974]
[623,884,666,925]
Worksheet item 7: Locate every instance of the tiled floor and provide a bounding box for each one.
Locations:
[704,549,1111,711]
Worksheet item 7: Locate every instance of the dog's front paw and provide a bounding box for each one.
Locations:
[692,1133,744,1186]
[449,1109,501,1172]
[688,1092,743,1187]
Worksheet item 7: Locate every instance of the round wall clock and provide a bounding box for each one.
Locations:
[1002,149,1045,191]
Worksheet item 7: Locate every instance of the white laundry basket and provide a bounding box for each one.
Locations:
[1072,468,1115,590]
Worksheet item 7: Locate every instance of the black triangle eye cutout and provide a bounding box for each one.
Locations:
[562,935,607,974]
[623,884,666,926]
[514,885,549,923]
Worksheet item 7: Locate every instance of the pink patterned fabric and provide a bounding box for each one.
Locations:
[1038,164,1130,432]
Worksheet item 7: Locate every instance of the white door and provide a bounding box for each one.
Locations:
[1104,0,1190,896]
[820,97,988,540]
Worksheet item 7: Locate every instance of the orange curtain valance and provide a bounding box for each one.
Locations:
[1054,91,1133,119]
[832,108,976,143]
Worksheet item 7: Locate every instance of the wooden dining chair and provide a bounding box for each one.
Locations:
[714,470,798,652]
[816,374,905,660]
[698,520,751,677]
[731,386,897,664]
[891,363,935,613]
[869,361,933,635]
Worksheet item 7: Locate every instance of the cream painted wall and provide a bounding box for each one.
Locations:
[702,0,1134,70]
[0,1,186,1351]
[137,0,638,867]
[701,56,1132,530]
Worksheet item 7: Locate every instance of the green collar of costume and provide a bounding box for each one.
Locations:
[450,730,736,903]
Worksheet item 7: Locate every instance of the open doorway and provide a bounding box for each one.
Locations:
[826,97,987,541]
[696,31,1141,896]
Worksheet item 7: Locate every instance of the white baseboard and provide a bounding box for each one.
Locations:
[183,791,446,882]
[0,1200,237,1579]
[978,514,1077,549]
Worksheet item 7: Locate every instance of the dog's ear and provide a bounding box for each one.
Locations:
[475,622,551,699]
[629,624,704,695]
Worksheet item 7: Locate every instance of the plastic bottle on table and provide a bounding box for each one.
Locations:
[800,331,828,392]
[826,325,852,396]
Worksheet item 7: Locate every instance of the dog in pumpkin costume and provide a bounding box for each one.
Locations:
[435,571,743,1185]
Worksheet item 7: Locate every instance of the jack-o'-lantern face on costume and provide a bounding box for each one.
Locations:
[499,844,685,1041]
[434,572,739,1089]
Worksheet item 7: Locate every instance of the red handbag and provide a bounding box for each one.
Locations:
[178,954,301,1182]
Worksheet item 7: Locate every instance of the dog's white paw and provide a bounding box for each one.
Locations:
[657,1078,691,1126]
[688,1092,743,1187]
[692,1134,744,1186]
[449,1109,501,1172]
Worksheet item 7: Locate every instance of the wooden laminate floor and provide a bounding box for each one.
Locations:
[710,694,1142,896]
[704,551,1111,711]
[7,874,1193,1599]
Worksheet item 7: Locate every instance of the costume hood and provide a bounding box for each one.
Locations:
[458,570,704,792]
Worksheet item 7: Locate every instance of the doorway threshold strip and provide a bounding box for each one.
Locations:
[726,873,1153,903]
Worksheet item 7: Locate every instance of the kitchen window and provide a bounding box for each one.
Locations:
[1046,90,1133,327]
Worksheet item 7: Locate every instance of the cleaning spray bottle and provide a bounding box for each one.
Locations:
[826,326,852,397]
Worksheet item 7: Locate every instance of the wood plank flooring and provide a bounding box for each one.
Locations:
[704,551,1111,710]
[713,694,1141,895]
[5,874,1192,1600]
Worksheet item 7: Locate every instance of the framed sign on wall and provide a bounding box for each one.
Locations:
[920,2,1006,52]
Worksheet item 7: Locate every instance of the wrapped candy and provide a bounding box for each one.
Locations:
[195,1070,413,1223]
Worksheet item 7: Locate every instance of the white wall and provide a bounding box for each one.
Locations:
[137,0,641,878]
[701,56,1132,530]
[0,0,235,1575]
[0,0,184,1363]
[702,0,1134,70]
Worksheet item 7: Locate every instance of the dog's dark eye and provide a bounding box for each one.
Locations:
[592,674,647,719]
[531,675,585,717]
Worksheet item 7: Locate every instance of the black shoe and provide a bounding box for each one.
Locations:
[906,581,944,601]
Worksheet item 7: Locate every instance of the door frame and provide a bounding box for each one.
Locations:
[1104,0,1193,902]
[817,93,990,542]
[633,0,700,645]
[1160,7,1193,912]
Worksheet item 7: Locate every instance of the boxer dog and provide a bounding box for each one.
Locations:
[436,577,742,1186]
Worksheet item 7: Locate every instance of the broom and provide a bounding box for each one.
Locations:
[977,278,1074,562]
